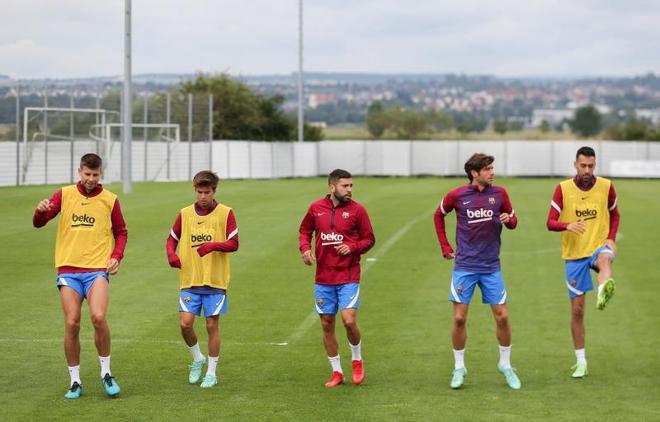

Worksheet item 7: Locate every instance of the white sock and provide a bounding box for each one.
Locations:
[99,355,111,377]
[349,341,362,361]
[328,355,343,373]
[575,348,587,365]
[189,343,205,362]
[453,349,465,369]
[498,345,512,369]
[68,365,81,387]
[207,356,219,376]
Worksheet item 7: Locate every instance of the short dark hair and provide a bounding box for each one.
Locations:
[464,153,494,182]
[80,153,103,170]
[328,169,352,185]
[576,146,596,159]
[193,170,219,190]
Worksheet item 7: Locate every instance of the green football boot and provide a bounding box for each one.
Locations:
[571,363,588,378]
[189,358,206,384]
[497,364,521,390]
[597,278,616,310]
[450,367,467,389]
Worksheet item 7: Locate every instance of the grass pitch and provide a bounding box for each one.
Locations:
[1,177,659,421]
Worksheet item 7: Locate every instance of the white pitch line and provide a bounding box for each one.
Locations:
[283,209,432,346]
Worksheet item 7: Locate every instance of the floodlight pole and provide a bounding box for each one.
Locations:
[122,0,133,193]
[15,82,19,186]
[297,0,304,143]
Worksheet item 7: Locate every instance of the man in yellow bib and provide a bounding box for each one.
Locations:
[546,146,620,378]
[33,153,128,399]
[166,171,238,388]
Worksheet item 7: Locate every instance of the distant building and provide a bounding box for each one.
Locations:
[531,109,574,127]
[635,109,660,124]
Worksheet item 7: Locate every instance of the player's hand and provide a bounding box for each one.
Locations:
[197,243,214,257]
[441,245,455,260]
[335,244,351,255]
[301,250,315,266]
[604,239,617,256]
[567,219,586,234]
[36,199,52,213]
[499,213,510,224]
[167,253,181,269]
[107,258,120,275]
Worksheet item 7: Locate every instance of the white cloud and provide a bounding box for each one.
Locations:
[0,0,658,78]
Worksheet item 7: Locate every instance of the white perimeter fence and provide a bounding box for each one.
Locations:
[2,139,660,186]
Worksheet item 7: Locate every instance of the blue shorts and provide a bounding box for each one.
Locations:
[57,271,109,300]
[565,245,616,298]
[314,282,360,315]
[179,290,227,317]
[448,271,507,305]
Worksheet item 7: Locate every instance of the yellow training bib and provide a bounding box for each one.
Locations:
[559,177,611,260]
[178,203,232,289]
[55,185,116,268]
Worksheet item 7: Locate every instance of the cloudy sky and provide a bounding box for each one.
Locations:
[2,0,659,79]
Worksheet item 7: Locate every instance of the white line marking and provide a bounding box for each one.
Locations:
[282,210,432,346]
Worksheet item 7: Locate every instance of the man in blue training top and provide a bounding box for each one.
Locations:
[434,153,521,390]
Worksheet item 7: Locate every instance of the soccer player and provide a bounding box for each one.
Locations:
[33,153,127,399]
[166,171,238,388]
[299,169,375,388]
[434,153,521,390]
[546,146,620,378]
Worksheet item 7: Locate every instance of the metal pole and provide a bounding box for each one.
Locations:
[122,0,133,193]
[144,92,148,181]
[70,94,75,183]
[15,82,20,186]
[44,90,48,185]
[297,0,304,143]
[95,94,101,154]
[188,93,192,180]
[166,92,171,180]
[208,94,213,171]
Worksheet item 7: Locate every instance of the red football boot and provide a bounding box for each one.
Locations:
[352,360,365,385]
[324,371,345,388]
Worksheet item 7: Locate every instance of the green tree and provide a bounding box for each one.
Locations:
[292,122,325,141]
[540,120,551,133]
[428,111,454,133]
[181,74,294,141]
[390,108,430,139]
[493,120,508,135]
[570,106,602,138]
[366,101,388,139]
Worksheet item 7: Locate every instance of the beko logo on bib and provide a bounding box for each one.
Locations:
[466,208,493,219]
[71,213,95,226]
[575,208,597,219]
[191,233,213,243]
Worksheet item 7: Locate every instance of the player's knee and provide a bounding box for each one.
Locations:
[90,312,106,328]
[453,314,467,328]
[342,315,357,329]
[64,318,80,334]
[180,319,194,331]
[572,305,585,320]
[495,313,509,327]
[597,253,612,268]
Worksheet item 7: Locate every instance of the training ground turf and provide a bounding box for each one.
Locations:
[1,177,659,421]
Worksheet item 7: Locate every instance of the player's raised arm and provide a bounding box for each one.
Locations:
[33,190,62,228]
[433,193,455,259]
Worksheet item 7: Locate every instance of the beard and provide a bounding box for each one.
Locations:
[333,191,351,203]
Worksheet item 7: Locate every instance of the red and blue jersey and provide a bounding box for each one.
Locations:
[434,184,517,273]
